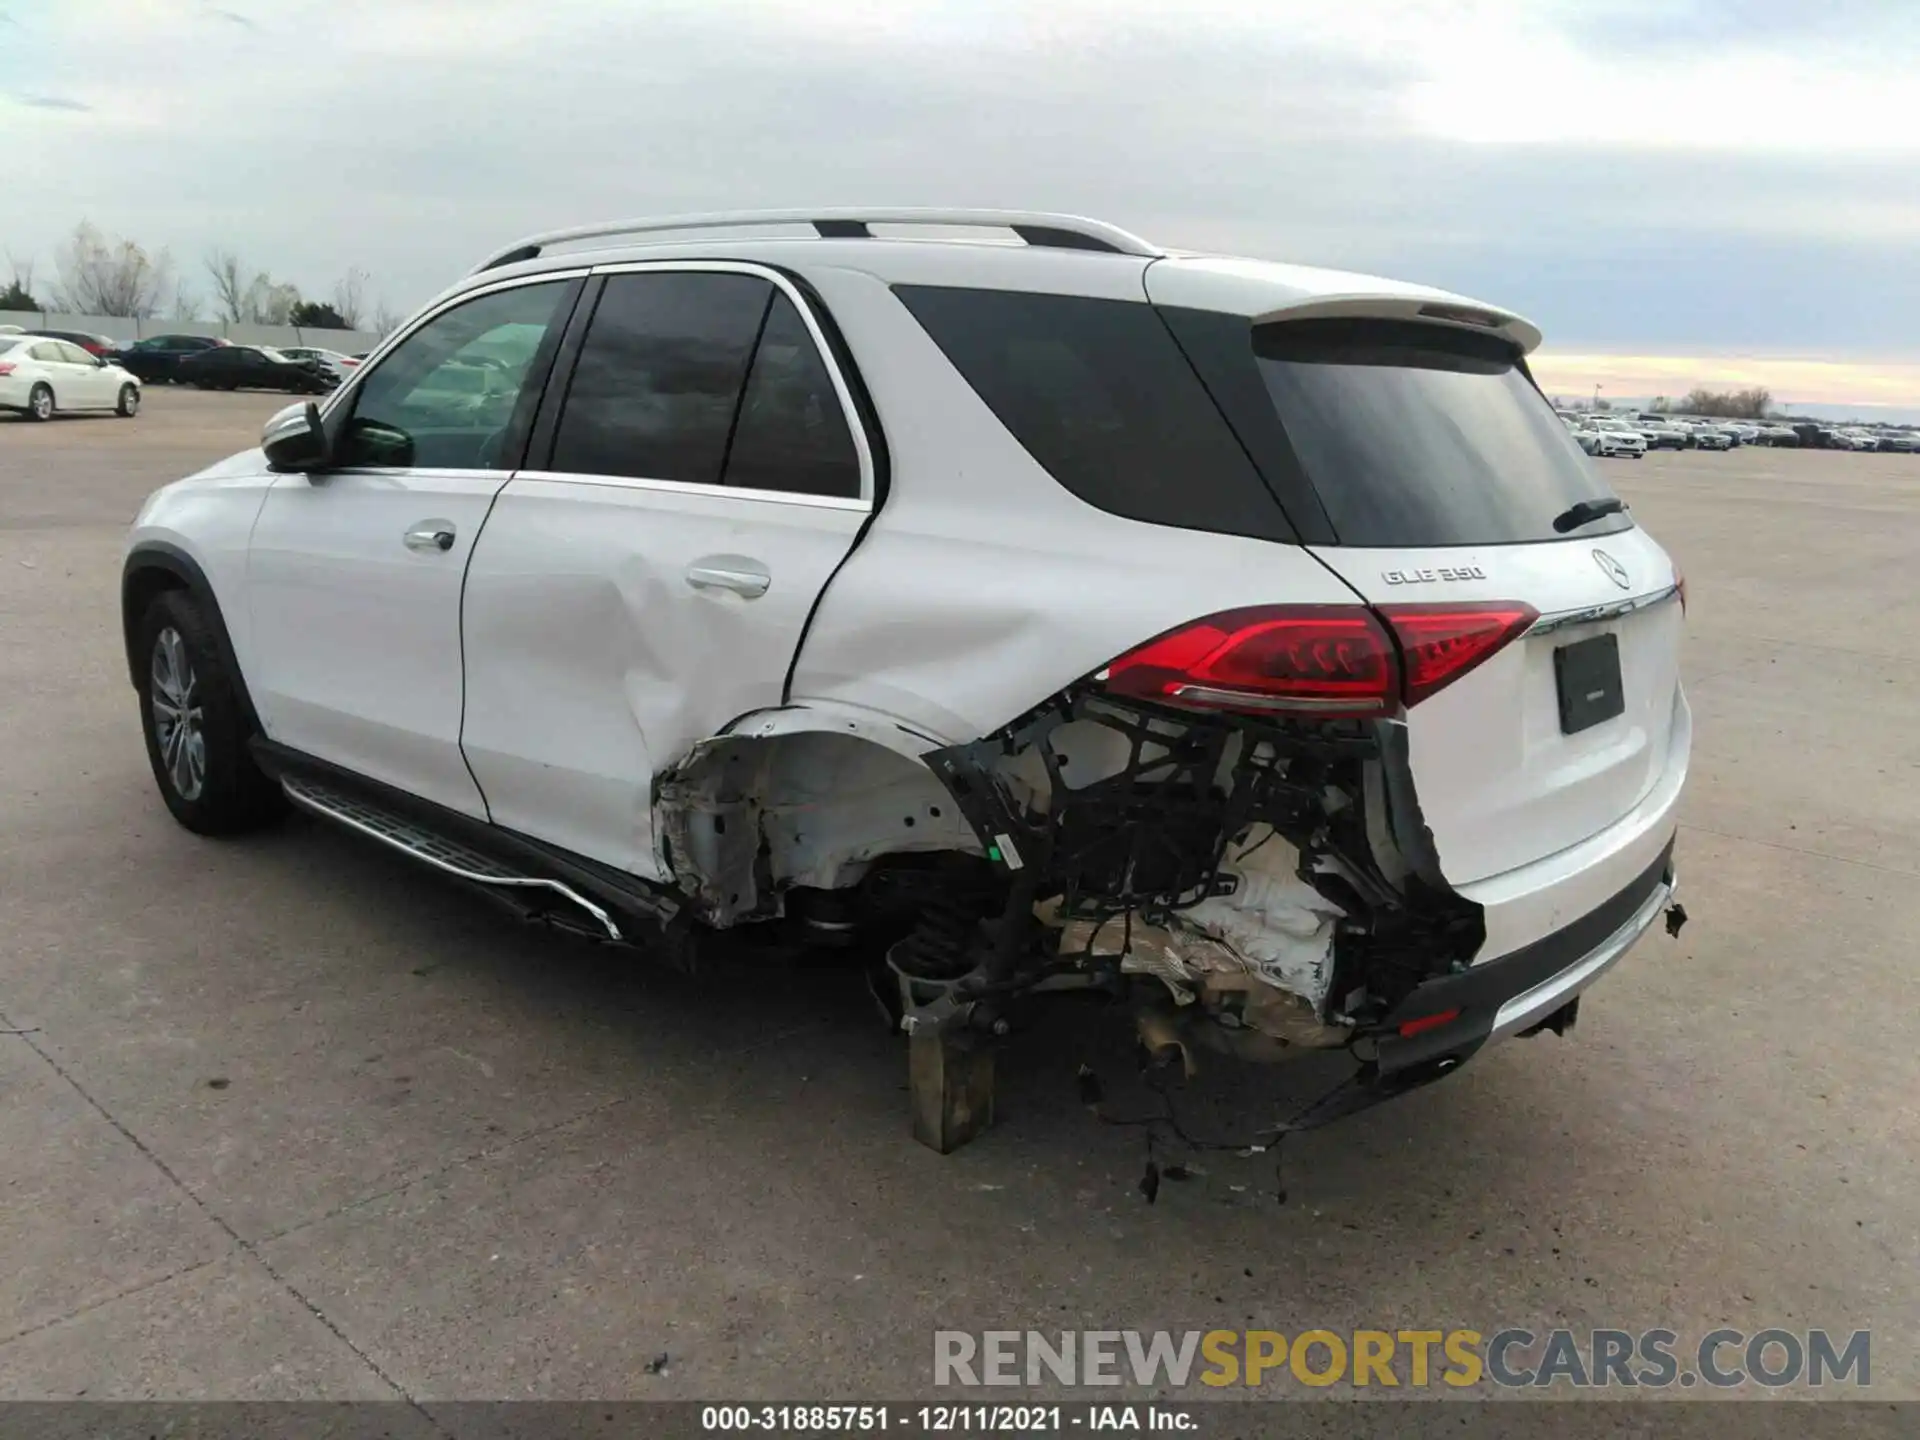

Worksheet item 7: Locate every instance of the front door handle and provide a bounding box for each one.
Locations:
[685,560,771,599]
[404,522,456,553]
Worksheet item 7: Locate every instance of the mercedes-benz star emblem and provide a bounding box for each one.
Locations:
[1592,549,1631,590]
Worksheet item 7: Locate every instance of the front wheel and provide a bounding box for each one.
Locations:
[135,590,286,835]
[116,383,141,417]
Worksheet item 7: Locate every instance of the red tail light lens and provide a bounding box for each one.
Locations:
[1378,602,1538,706]
[1098,601,1537,717]
[0,362,14,376]
[1099,606,1399,718]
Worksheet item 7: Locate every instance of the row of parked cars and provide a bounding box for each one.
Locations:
[0,324,365,420]
[1557,409,1917,458]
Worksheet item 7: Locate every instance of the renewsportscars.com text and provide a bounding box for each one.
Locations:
[933,1328,1870,1390]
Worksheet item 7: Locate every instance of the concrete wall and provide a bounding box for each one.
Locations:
[0,310,384,354]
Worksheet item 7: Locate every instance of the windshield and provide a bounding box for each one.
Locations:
[255,346,290,362]
[1250,319,1629,546]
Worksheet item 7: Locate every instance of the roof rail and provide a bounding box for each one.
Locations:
[471,208,1162,273]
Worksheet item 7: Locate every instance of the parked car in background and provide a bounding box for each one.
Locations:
[113,334,230,384]
[1631,417,1687,449]
[1755,424,1799,446]
[120,207,1686,1154]
[1686,422,1733,451]
[278,347,362,384]
[1872,431,1917,453]
[25,328,122,358]
[1560,414,1605,456]
[1832,430,1879,451]
[0,334,142,420]
[1585,419,1648,457]
[176,344,335,395]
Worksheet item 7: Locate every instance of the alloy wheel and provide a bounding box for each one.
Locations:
[150,626,207,801]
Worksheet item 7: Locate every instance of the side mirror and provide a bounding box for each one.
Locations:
[263,401,329,472]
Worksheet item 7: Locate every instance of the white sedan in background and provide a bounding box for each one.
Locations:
[1583,419,1648,457]
[0,335,142,420]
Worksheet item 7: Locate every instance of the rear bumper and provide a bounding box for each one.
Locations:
[1373,835,1676,1080]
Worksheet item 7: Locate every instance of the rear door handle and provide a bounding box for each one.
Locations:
[685,560,771,598]
[404,522,456,553]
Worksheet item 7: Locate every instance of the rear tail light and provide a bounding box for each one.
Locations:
[1376,602,1538,706]
[1099,606,1398,718]
[1097,601,1538,718]
[0,362,14,376]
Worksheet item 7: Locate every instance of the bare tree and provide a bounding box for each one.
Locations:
[371,299,403,336]
[331,266,369,329]
[51,222,175,317]
[204,248,305,325]
[204,248,250,323]
[1683,385,1774,419]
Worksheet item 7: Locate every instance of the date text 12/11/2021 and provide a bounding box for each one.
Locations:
[701,1404,1200,1432]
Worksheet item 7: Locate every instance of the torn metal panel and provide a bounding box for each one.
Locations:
[657,711,979,925]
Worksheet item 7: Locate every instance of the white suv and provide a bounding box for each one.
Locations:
[122,210,1688,1153]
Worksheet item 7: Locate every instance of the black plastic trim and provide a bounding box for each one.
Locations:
[1008,223,1124,253]
[812,219,870,239]
[522,274,606,472]
[120,542,262,732]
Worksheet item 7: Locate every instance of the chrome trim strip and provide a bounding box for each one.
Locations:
[513,469,869,513]
[1527,583,1681,636]
[283,781,624,942]
[1165,683,1384,714]
[1488,875,1672,1041]
[582,259,877,503]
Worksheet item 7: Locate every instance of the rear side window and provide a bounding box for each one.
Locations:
[550,272,770,486]
[1237,316,1626,547]
[894,286,1296,542]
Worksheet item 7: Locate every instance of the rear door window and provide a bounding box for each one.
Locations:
[1234,316,1626,547]
[549,271,771,485]
[894,286,1297,542]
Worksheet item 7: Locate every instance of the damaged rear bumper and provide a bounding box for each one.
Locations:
[1372,835,1677,1083]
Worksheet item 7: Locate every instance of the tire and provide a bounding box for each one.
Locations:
[135,589,286,835]
[116,383,140,418]
[25,383,53,422]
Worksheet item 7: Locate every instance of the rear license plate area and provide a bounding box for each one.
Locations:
[1554,633,1625,734]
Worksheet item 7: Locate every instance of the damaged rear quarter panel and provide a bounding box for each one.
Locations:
[782,266,1364,742]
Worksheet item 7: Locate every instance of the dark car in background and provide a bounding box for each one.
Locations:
[112,334,229,383]
[175,344,334,395]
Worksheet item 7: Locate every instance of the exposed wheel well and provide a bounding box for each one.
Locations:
[120,546,263,733]
[121,565,189,685]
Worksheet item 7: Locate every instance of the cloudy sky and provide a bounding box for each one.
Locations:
[4,0,1916,411]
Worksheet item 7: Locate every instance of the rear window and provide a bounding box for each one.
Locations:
[1245,317,1628,546]
[894,286,1297,543]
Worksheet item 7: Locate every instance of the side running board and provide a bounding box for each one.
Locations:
[281,775,625,942]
